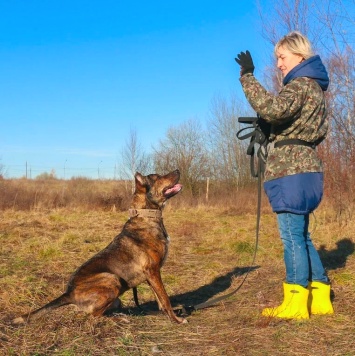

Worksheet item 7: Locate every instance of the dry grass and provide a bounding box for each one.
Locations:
[0,199,354,355]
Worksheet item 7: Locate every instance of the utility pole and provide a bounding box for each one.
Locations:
[98,160,103,179]
[64,159,67,180]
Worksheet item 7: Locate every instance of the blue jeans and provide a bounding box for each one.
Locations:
[277,212,329,288]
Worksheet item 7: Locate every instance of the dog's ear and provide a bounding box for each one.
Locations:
[134,172,146,190]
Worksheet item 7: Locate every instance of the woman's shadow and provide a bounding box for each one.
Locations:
[318,237,354,270]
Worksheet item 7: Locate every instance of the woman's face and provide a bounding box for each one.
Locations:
[276,45,304,77]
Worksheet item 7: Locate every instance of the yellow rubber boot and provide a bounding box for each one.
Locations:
[308,281,334,315]
[262,283,309,320]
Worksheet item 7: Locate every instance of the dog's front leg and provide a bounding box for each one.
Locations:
[150,288,163,311]
[145,270,187,324]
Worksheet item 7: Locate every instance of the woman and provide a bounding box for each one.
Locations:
[235,31,334,319]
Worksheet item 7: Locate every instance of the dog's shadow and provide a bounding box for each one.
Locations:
[119,265,259,316]
[318,237,354,270]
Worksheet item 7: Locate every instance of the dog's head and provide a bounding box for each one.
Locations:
[132,169,182,209]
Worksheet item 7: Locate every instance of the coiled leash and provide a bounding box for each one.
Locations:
[133,116,269,317]
[236,115,270,178]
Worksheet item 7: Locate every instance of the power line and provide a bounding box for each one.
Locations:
[4,163,122,180]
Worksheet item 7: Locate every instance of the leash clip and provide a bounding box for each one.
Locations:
[174,305,196,317]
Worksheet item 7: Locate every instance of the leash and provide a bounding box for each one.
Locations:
[173,117,268,315]
[174,157,263,316]
[236,116,269,178]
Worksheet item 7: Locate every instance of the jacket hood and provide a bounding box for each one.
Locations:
[283,55,329,91]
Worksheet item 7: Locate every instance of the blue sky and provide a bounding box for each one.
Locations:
[0,0,270,179]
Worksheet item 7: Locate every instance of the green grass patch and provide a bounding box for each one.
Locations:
[332,271,355,284]
[230,241,255,254]
[38,246,61,260]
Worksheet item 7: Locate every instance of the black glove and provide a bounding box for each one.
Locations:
[235,50,255,76]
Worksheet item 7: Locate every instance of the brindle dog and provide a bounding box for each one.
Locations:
[13,169,186,324]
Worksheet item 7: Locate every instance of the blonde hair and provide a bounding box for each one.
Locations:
[275,31,314,59]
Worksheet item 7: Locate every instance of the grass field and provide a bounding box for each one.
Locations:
[0,201,354,355]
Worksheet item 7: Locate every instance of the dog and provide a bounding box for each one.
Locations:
[13,169,187,324]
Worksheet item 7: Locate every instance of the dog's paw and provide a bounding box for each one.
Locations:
[176,317,188,324]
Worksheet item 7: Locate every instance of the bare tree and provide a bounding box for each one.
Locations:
[119,128,153,192]
[207,94,252,187]
[316,0,355,217]
[0,158,5,179]
[153,118,210,196]
[318,1,355,141]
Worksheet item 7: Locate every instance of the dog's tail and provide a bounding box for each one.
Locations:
[12,293,72,325]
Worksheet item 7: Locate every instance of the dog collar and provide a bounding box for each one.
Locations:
[129,209,162,219]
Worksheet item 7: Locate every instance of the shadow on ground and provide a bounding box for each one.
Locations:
[318,237,354,270]
[118,265,259,316]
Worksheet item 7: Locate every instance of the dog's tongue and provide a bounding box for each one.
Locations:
[165,184,182,196]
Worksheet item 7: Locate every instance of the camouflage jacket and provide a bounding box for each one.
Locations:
[240,73,328,181]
